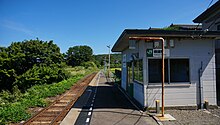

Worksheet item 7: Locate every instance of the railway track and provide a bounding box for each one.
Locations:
[22,72,97,125]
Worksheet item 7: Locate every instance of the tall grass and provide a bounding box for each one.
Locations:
[0,74,84,124]
[0,64,102,125]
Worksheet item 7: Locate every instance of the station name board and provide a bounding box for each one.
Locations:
[146,49,170,57]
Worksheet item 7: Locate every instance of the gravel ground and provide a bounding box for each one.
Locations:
[160,108,220,125]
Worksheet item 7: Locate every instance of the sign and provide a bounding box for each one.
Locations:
[146,49,153,57]
[147,49,170,57]
[123,54,127,68]
[123,54,126,62]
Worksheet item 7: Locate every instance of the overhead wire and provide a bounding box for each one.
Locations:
[195,0,215,30]
[206,0,219,30]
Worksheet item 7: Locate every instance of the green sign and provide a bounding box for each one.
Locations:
[146,49,153,57]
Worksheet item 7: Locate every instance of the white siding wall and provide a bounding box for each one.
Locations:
[121,41,146,106]
[133,82,144,106]
[144,39,216,107]
[121,39,216,108]
[202,56,216,105]
[146,85,197,107]
[121,46,138,91]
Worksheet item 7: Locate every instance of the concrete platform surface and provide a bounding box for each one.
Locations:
[62,72,157,125]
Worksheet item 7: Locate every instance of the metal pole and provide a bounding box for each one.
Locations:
[107,45,111,78]
[161,39,165,117]
[128,37,165,117]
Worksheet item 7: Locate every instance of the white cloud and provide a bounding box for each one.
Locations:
[1,20,36,37]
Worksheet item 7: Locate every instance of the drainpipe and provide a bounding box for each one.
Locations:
[198,61,204,109]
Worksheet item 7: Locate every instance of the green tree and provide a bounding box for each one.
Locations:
[5,39,63,75]
[66,45,93,66]
[0,39,65,91]
[93,53,122,68]
[15,64,69,91]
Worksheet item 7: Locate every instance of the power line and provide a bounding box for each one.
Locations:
[195,0,215,30]
[206,0,220,30]
[207,0,214,8]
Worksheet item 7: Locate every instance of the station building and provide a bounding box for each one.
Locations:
[112,1,220,108]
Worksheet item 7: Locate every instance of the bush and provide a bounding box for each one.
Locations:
[0,74,83,124]
[0,39,64,91]
[15,64,70,91]
[82,61,97,69]
[0,86,22,107]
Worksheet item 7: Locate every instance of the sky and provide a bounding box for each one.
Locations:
[0,0,218,54]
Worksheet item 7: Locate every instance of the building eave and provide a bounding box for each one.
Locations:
[112,29,220,52]
[193,1,220,23]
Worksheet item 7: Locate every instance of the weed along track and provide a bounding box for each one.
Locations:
[23,72,97,125]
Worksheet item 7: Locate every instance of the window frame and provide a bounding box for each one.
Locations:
[148,57,190,84]
[133,59,144,83]
[217,25,220,31]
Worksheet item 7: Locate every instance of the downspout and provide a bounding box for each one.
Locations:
[198,61,204,109]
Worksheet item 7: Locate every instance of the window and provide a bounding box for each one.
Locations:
[217,25,220,31]
[134,59,143,82]
[127,62,132,84]
[170,59,189,82]
[148,59,168,83]
[148,58,189,83]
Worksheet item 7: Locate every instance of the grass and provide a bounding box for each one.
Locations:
[0,75,83,124]
[111,68,121,71]
[0,66,98,124]
[65,66,86,76]
[110,68,121,74]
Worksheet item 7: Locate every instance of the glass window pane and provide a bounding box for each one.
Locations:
[149,59,161,83]
[148,59,168,83]
[134,59,143,82]
[170,59,189,82]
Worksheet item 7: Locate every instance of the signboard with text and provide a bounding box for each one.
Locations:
[147,49,170,57]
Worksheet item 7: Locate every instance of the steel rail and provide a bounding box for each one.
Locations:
[22,72,97,125]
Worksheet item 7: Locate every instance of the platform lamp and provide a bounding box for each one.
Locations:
[129,37,165,117]
[107,45,111,78]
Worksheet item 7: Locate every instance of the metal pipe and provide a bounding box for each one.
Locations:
[198,61,204,109]
[129,36,165,117]
[161,38,165,117]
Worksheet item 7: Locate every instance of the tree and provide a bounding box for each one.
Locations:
[66,45,93,66]
[93,53,122,68]
[0,39,65,91]
[6,39,63,75]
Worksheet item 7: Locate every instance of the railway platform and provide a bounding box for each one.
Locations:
[62,72,157,125]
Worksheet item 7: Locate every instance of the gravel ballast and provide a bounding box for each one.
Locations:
[160,108,220,125]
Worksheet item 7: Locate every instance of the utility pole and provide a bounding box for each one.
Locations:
[107,45,111,78]
[104,57,106,72]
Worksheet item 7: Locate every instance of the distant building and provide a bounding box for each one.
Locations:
[112,1,220,108]
[194,0,220,105]
[193,0,220,31]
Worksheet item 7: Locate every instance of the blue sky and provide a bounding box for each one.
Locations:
[0,0,217,54]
